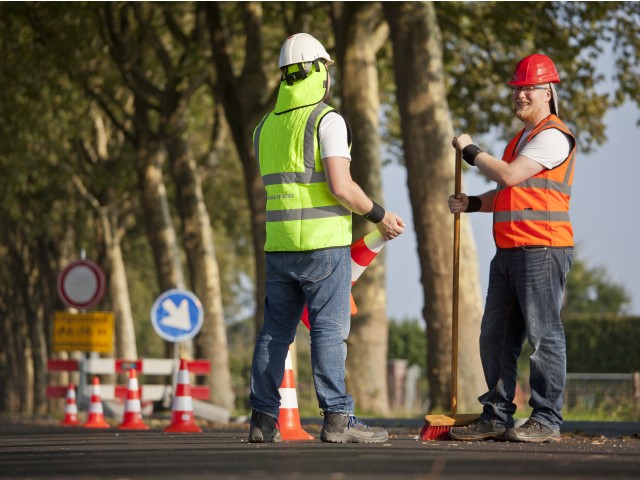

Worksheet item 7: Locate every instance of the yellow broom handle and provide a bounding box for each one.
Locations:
[451,149,462,417]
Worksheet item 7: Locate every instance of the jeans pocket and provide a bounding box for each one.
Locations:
[564,248,574,275]
[298,249,333,282]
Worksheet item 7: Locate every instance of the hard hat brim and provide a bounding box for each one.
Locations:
[507,79,560,86]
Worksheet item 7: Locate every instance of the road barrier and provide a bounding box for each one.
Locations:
[47,358,210,403]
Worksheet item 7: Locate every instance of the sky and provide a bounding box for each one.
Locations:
[382,100,640,321]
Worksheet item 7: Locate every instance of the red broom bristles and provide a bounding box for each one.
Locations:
[419,424,451,441]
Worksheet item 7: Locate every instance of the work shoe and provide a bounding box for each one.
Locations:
[320,412,389,443]
[503,418,561,443]
[449,418,506,441]
[248,410,281,443]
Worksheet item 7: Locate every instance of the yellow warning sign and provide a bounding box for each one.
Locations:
[53,311,114,353]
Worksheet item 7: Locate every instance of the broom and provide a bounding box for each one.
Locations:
[419,149,478,440]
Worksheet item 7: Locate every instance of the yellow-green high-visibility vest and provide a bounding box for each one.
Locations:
[254,62,352,252]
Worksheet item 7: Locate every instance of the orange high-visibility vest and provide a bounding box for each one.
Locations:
[493,115,577,248]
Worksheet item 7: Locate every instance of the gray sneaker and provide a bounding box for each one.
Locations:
[248,410,281,443]
[504,418,560,443]
[320,412,389,443]
[449,418,506,441]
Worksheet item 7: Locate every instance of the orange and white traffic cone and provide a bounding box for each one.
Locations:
[164,359,202,433]
[84,376,110,429]
[278,348,314,441]
[118,369,149,430]
[350,229,387,285]
[300,230,387,328]
[61,383,81,427]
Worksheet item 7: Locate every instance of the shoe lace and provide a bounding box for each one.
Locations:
[521,419,542,431]
[347,416,369,430]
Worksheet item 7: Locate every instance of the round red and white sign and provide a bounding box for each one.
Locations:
[57,259,106,310]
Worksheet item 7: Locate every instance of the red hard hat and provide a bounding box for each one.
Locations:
[508,53,560,86]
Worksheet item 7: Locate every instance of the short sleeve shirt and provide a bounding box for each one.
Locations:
[518,129,572,169]
[319,112,351,160]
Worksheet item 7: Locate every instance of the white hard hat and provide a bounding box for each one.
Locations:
[278,33,334,69]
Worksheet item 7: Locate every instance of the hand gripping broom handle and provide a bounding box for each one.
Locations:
[451,149,462,417]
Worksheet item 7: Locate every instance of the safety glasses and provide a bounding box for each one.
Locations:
[511,85,550,94]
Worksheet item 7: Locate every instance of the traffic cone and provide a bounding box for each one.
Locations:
[118,369,149,430]
[84,376,110,429]
[61,383,81,426]
[164,359,202,433]
[300,230,387,329]
[278,348,314,440]
[350,229,387,284]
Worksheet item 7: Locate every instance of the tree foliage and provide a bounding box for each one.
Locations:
[439,2,640,151]
[565,256,631,315]
[388,319,427,370]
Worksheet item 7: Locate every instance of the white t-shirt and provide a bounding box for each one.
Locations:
[518,129,572,169]
[319,112,351,160]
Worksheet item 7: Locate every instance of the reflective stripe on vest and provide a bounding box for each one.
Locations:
[493,114,576,248]
[255,101,352,252]
[266,204,350,222]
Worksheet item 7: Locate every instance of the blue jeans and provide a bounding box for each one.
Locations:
[249,246,354,419]
[478,246,574,430]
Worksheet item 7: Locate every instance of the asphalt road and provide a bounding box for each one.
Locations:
[1,418,639,479]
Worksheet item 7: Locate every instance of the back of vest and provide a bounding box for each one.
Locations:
[255,103,352,252]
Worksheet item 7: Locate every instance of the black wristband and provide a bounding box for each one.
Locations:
[363,201,385,224]
[462,144,483,166]
[466,196,482,213]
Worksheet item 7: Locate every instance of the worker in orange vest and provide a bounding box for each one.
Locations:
[448,53,576,443]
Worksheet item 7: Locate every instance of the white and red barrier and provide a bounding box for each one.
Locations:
[46,358,210,402]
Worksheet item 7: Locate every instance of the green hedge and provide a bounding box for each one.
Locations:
[564,314,640,373]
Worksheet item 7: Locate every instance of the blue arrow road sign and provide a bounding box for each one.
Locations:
[150,289,204,342]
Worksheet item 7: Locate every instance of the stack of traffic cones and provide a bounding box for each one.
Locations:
[164,359,202,433]
[84,376,110,429]
[61,383,81,426]
[278,348,313,440]
[300,230,387,328]
[118,369,149,430]
[350,229,387,284]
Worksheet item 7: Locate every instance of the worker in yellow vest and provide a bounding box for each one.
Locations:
[249,33,405,443]
[448,53,576,443]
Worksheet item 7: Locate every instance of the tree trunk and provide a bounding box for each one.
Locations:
[332,1,390,415]
[163,100,234,410]
[12,242,43,414]
[134,100,187,294]
[30,237,53,414]
[383,1,485,412]
[99,207,137,359]
[133,99,189,359]
[206,2,274,336]
[8,247,33,413]
[0,300,12,412]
